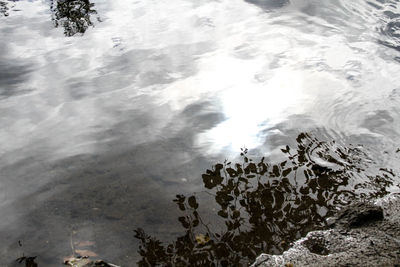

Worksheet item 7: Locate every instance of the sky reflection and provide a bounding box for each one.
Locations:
[1,0,400,265]
[2,0,400,159]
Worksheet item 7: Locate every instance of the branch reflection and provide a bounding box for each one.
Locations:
[50,0,99,36]
[0,1,10,17]
[135,132,395,266]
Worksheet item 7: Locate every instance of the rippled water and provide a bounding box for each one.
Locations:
[1,0,400,266]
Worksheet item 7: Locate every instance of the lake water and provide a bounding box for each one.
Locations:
[1,0,400,266]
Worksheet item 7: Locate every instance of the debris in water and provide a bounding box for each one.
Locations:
[195,234,210,245]
[64,256,120,267]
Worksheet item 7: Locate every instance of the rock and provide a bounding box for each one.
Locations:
[301,235,330,256]
[252,193,400,267]
[328,202,384,229]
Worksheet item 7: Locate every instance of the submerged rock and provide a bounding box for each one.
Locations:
[252,193,400,267]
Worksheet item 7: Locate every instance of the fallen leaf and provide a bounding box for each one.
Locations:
[64,257,91,267]
[195,234,210,245]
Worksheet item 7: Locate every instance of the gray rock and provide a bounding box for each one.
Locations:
[252,193,400,267]
[328,202,384,229]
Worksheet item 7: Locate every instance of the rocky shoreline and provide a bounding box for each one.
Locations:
[252,193,400,267]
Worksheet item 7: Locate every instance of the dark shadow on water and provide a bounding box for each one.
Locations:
[244,0,290,11]
[0,62,33,99]
[4,99,223,266]
[50,0,100,36]
[134,132,395,266]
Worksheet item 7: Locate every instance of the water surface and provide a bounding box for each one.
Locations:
[1,0,400,265]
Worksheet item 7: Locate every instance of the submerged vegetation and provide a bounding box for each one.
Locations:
[134,132,396,266]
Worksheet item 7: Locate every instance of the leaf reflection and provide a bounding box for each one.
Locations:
[0,1,10,17]
[134,132,395,266]
[50,0,100,36]
[16,256,38,267]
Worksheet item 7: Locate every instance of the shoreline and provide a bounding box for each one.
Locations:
[252,193,400,267]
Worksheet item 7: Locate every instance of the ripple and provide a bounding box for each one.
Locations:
[373,0,400,52]
[2,0,400,265]
[382,18,400,38]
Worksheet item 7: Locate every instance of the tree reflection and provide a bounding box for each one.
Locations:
[134,132,395,266]
[0,1,10,17]
[50,0,99,36]
[16,256,38,267]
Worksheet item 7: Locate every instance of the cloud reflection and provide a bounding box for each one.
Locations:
[196,69,305,153]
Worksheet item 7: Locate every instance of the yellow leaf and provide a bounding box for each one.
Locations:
[195,234,210,245]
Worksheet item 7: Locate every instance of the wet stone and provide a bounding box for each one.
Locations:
[252,194,400,267]
[329,202,384,229]
[302,235,330,255]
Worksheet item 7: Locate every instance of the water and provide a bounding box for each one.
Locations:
[1,0,400,265]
